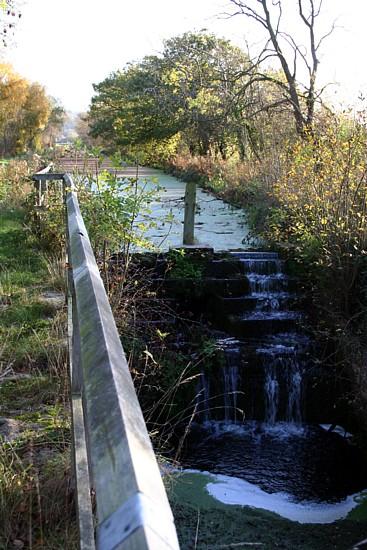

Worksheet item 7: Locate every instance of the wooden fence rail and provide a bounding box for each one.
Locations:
[32,170,180,550]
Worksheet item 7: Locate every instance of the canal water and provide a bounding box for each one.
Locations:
[126,167,253,251]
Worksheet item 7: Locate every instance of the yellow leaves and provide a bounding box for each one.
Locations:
[162,67,182,88]
[156,328,170,340]
[142,349,158,365]
[0,62,54,154]
[268,119,367,265]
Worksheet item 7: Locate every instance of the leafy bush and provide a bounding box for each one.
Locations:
[168,152,279,233]
[26,166,164,266]
[78,170,160,261]
[166,248,205,279]
[0,158,38,207]
[265,115,367,319]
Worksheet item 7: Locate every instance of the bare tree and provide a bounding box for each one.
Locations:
[0,0,21,48]
[229,0,335,135]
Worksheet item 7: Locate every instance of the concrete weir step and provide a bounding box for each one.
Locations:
[230,251,279,260]
[206,259,246,277]
[225,312,301,337]
[240,259,284,275]
[153,277,250,298]
[215,293,298,314]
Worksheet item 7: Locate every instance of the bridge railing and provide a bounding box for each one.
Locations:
[32,170,180,550]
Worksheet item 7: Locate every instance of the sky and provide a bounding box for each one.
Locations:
[4,0,367,113]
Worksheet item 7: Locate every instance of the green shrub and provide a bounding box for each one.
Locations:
[264,116,367,320]
[166,249,205,279]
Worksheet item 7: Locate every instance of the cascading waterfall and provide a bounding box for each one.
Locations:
[257,348,304,424]
[222,364,239,422]
[222,342,241,422]
[264,361,279,424]
[240,253,304,425]
[182,252,367,511]
[198,252,306,425]
[198,371,211,422]
[197,338,242,423]
[286,356,303,423]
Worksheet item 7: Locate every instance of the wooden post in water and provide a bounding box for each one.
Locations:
[183,181,196,245]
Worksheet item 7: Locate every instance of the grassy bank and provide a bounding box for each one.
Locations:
[1,209,60,365]
[0,205,76,549]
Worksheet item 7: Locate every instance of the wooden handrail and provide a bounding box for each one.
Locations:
[32,164,53,206]
[32,169,180,550]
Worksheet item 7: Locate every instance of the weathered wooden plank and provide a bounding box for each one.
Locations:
[68,265,95,549]
[97,494,179,550]
[68,267,82,393]
[64,172,76,191]
[32,172,65,181]
[71,395,96,550]
[113,525,179,550]
[65,182,179,550]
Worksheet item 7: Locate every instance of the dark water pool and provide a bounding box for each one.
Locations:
[180,421,367,503]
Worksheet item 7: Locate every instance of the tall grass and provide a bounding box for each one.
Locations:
[0,166,76,547]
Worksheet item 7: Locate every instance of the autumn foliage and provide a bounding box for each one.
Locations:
[0,62,64,156]
[264,115,367,317]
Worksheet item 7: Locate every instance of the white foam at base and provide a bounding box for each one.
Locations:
[320,424,352,438]
[204,472,362,523]
[202,420,306,438]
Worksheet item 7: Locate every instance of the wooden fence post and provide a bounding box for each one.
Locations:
[183,181,196,245]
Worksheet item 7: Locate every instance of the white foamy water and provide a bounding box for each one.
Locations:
[320,424,352,438]
[201,419,306,438]
[204,472,364,523]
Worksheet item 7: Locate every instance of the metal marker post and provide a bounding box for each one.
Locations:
[183,181,196,245]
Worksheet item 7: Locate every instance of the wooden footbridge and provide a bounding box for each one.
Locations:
[33,165,180,550]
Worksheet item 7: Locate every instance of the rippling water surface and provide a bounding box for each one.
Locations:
[181,421,367,503]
